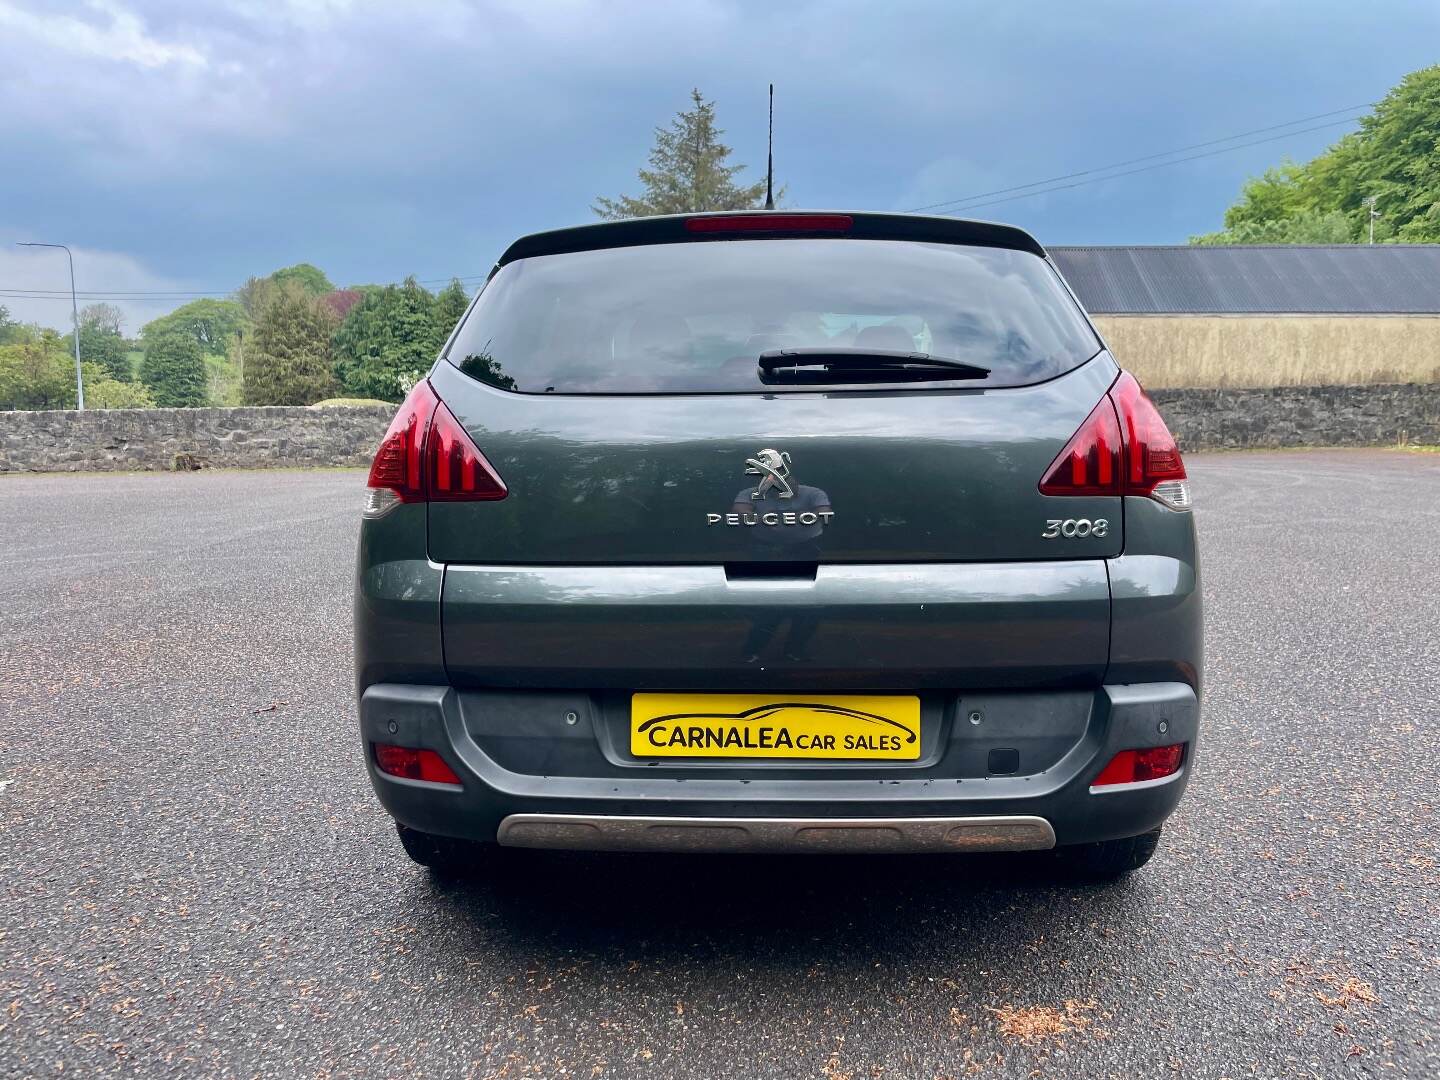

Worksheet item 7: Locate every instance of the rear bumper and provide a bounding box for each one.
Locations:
[359,681,1198,850]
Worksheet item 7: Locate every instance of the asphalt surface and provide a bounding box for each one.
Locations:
[1,450,1436,1079]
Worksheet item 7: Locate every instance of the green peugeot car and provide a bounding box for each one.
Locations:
[355,211,1202,880]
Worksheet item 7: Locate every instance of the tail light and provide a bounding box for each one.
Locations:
[373,743,462,786]
[364,379,507,518]
[1039,372,1190,509]
[1091,743,1186,789]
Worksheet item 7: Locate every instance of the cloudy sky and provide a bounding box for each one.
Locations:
[2,0,1437,333]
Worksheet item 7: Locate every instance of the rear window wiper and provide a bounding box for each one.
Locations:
[757,348,991,384]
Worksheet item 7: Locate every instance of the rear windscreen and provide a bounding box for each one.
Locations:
[446,239,1100,394]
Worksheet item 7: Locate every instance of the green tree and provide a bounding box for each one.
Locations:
[0,336,73,409]
[0,305,26,346]
[1193,64,1440,244]
[332,277,443,401]
[140,332,208,407]
[235,275,277,321]
[78,323,130,382]
[243,286,339,405]
[81,363,155,409]
[432,278,471,339]
[594,88,772,218]
[142,298,248,355]
[1191,208,1354,245]
[269,263,334,296]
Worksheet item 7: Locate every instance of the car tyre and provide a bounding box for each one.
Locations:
[395,823,482,877]
[1053,826,1163,882]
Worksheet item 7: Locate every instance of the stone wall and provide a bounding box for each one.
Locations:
[1151,383,1439,450]
[1,385,1437,473]
[0,405,394,473]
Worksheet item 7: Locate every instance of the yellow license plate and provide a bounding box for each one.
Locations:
[631,693,921,760]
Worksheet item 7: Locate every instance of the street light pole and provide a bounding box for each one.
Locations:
[17,242,84,410]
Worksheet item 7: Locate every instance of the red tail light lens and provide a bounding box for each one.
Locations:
[427,400,508,501]
[373,743,462,786]
[1109,374,1187,504]
[364,379,507,516]
[367,379,439,502]
[1039,372,1190,509]
[684,213,853,234]
[1091,743,1186,788]
[1037,394,1122,497]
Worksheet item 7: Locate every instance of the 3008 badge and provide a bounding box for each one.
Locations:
[1042,518,1108,539]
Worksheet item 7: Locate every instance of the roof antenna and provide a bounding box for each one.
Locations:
[764,83,775,211]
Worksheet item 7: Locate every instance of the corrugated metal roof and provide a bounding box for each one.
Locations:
[1048,245,1440,315]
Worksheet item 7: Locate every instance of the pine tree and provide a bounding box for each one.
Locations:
[242,286,339,406]
[140,332,208,408]
[332,277,444,402]
[433,279,471,340]
[594,89,771,219]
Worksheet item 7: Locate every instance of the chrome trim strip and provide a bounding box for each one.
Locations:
[1089,767,1186,796]
[497,814,1055,854]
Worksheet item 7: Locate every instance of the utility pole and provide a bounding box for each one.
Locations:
[1363,196,1380,244]
[17,241,84,409]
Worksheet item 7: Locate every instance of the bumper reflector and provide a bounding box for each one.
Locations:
[373,743,462,786]
[1092,743,1185,787]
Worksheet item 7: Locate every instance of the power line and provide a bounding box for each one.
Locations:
[905,104,1372,214]
[937,117,1366,214]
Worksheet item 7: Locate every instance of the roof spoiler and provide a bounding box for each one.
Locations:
[497,211,1047,266]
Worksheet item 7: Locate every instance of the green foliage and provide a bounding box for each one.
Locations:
[0,336,74,409]
[1193,65,1440,244]
[1191,208,1354,245]
[432,279,471,339]
[142,298,248,356]
[205,350,243,406]
[332,276,444,401]
[269,263,334,296]
[81,363,155,409]
[0,305,21,345]
[140,332,208,407]
[309,397,394,408]
[234,275,276,321]
[0,343,150,410]
[76,302,131,381]
[242,286,339,405]
[78,323,131,382]
[594,88,772,219]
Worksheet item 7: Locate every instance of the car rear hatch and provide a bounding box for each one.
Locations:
[410,214,1122,688]
[427,214,1122,567]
